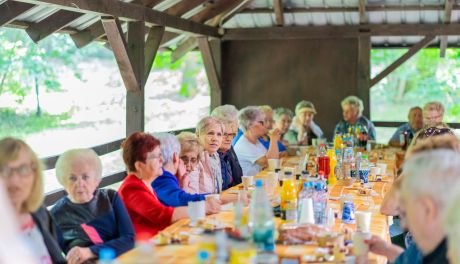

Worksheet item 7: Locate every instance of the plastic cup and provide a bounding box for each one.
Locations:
[376,163,387,176]
[242,176,253,189]
[298,198,315,224]
[188,201,205,226]
[268,159,280,171]
[352,232,372,256]
[355,211,372,233]
[369,166,380,181]
[205,194,220,202]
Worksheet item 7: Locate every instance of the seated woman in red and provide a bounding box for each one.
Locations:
[118,132,188,238]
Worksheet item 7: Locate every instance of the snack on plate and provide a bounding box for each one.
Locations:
[278,224,329,245]
[358,188,372,196]
[154,231,171,245]
[316,231,339,247]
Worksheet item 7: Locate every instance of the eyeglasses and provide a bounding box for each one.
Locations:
[146,153,163,161]
[180,156,198,165]
[256,120,265,126]
[0,163,34,179]
[223,132,237,139]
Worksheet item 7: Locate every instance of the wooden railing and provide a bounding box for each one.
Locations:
[373,121,460,129]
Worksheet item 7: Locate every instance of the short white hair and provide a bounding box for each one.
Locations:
[443,183,460,264]
[238,106,264,132]
[196,116,224,138]
[153,132,180,165]
[401,149,460,210]
[211,105,239,123]
[341,95,364,116]
[55,148,102,187]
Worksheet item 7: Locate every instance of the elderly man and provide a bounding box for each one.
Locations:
[423,101,445,126]
[334,95,376,140]
[367,136,460,263]
[151,133,221,213]
[388,106,423,147]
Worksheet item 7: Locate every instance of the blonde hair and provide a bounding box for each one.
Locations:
[177,132,202,160]
[0,137,44,213]
[55,148,102,187]
[196,116,224,138]
[258,105,273,116]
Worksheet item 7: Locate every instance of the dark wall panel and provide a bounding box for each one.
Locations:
[221,38,362,140]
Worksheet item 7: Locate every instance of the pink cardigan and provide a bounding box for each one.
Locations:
[180,152,218,194]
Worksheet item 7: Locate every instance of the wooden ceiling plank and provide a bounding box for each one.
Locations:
[26,9,83,42]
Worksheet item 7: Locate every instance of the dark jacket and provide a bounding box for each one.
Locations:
[32,206,67,264]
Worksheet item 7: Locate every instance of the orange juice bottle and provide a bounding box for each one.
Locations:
[280,175,297,222]
[327,149,337,185]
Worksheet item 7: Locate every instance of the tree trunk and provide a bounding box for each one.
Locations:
[0,33,21,95]
[35,77,41,117]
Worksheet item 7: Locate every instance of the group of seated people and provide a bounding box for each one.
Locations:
[0,95,457,263]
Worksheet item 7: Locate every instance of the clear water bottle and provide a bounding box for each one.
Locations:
[355,152,362,174]
[313,182,328,225]
[359,154,370,184]
[98,247,117,264]
[249,179,275,252]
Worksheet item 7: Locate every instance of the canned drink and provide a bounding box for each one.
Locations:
[359,169,369,183]
[341,200,355,224]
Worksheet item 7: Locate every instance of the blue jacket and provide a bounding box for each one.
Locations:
[152,169,207,207]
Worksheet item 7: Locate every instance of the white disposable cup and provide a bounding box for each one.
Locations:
[268,159,280,171]
[188,201,205,226]
[205,194,220,201]
[242,176,253,189]
[369,167,381,180]
[376,163,387,176]
[352,232,372,256]
[312,138,318,146]
[298,198,315,224]
[355,211,372,233]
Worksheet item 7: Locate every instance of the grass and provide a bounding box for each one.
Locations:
[0,108,75,139]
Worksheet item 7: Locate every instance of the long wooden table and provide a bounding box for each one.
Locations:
[118,148,399,264]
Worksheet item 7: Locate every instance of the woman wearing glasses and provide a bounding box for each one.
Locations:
[118,132,188,237]
[234,106,281,176]
[0,137,66,264]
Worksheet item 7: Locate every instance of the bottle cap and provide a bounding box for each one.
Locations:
[99,248,116,260]
[255,179,263,187]
[303,182,308,188]
[198,250,210,261]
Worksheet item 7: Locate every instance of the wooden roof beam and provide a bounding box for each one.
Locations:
[370,35,435,87]
[165,0,208,17]
[102,17,141,92]
[70,21,106,48]
[26,10,83,42]
[0,0,35,27]
[273,0,284,26]
[144,26,165,80]
[191,0,244,23]
[198,37,221,109]
[239,5,460,13]
[440,0,454,57]
[15,0,220,36]
[130,0,166,9]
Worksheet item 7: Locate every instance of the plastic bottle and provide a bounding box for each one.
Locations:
[313,182,328,225]
[98,248,117,264]
[359,154,370,184]
[249,179,276,252]
[355,152,362,175]
[280,174,297,222]
[317,144,330,180]
[327,149,337,185]
[298,182,314,224]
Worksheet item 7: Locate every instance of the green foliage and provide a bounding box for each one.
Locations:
[0,108,75,139]
[371,48,460,123]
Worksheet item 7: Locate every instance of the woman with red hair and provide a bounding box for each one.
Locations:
[118,132,188,238]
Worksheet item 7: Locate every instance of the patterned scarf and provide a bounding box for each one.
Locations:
[207,152,222,193]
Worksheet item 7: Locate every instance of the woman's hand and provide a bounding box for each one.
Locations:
[365,235,404,262]
[269,128,281,142]
[66,246,96,264]
[205,197,222,214]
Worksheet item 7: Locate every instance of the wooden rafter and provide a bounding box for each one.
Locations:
[440,0,454,57]
[70,21,106,48]
[14,0,220,36]
[223,24,460,40]
[221,0,254,26]
[144,26,165,80]
[131,0,166,8]
[165,0,208,17]
[102,17,140,92]
[0,0,35,27]
[239,4,460,13]
[171,37,198,63]
[198,37,221,109]
[26,10,83,43]
[191,0,243,23]
[359,0,366,24]
[273,0,284,26]
[370,35,435,87]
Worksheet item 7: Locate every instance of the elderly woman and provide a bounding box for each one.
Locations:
[273,107,293,146]
[118,132,188,238]
[234,106,281,176]
[196,116,225,193]
[443,184,460,264]
[177,132,204,193]
[0,137,66,264]
[334,95,376,140]
[211,105,243,189]
[285,101,323,145]
[51,148,135,263]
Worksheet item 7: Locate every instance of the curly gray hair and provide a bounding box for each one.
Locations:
[341,95,364,116]
[238,106,265,132]
[152,132,180,165]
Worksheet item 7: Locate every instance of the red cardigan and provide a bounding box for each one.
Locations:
[118,174,174,238]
